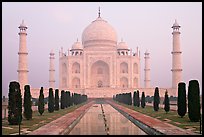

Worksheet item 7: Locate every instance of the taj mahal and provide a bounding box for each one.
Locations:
[17,9,182,98]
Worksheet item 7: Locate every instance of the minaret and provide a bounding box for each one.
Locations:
[49,49,55,88]
[171,20,182,89]
[17,20,28,95]
[144,50,150,88]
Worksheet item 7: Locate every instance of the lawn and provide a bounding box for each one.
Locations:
[116,102,202,134]
[2,102,87,135]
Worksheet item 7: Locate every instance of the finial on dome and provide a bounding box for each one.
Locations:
[121,38,123,42]
[77,38,78,42]
[98,7,101,18]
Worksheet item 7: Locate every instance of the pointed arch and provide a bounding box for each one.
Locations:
[120,62,128,73]
[72,62,80,73]
[133,63,138,74]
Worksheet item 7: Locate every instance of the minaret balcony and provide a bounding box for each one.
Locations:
[171,51,182,54]
[171,68,182,71]
[144,68,150,71]
[17,69,29,72]
[18,52,28,55]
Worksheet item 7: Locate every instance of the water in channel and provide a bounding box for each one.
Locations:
[68,103,147,135]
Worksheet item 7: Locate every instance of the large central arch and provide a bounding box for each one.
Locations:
[91,60,110,88]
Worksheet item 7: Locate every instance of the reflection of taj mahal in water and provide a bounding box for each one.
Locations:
[17,9,182,98]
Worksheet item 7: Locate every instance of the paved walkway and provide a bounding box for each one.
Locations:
[28,101,94,135]
[107,100,199,135]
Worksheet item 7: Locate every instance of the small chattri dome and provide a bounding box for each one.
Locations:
[117,39,128,50]
[72,40,83,50]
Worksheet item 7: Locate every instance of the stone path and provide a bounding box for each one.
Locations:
[107,100,199,135]
[28,101,94,135]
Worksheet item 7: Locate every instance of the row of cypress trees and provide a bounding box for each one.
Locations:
[133,90,146,108]
[113,79,200,122]
[177,80,201,122]
[113,92,132,105]
[7,81,88,125]
[113,91,146,108]
[113,87,170,112]
[38,88,88,115]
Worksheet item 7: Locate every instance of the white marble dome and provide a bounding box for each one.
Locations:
[82,17,117,47]
[72,41,83,50]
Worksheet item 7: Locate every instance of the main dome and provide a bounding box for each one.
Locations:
[82,17,117,47]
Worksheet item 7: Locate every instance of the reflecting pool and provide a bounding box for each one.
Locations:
[68,103,147,135]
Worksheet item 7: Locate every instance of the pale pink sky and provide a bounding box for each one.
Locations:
[2,2,202,97]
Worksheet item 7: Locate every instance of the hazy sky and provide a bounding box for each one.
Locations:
[2,2,202,97]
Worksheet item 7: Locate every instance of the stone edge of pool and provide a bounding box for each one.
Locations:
[106,100,199,135]
[28,101,94,135]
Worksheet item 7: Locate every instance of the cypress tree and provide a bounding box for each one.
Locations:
[73,93,76,105]
[70,92,73,106]
[65,91,68,108]
[136,90,140,107]
[38,87,44,115]
[133,91,137,106]
[61,90,65,109]
[129,92,132,105]
[48,88,54,113]
[177,82,186,117]
[188,80,200,122]
[164,90,170,113]
[8,81,22,125]
[54,89,59,111]
[153,87,160,111]
[141,92,146,108]
[23,85,32,120]
[67,91,71,107]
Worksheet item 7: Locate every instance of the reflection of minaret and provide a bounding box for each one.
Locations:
[171,20,182,89]
[144,50,150,88]
[17,20,28,95]
[49,50,55,88]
